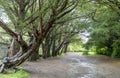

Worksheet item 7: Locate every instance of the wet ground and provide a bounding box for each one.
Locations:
[23,52,120,78]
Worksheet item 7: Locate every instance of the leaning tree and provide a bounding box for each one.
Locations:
[0,0,78,73]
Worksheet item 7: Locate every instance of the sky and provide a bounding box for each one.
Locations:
[0,10,10,23]
[80,31,89,43]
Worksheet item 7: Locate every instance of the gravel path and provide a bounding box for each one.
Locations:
[23,52,120,78]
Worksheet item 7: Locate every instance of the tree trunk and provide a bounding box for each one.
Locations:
[28,33,40,61]
[0,36,41,73]
[54,41,65,56]
[7,38,20,57]
[52,39,56,57]
[28,45,40,61]
[46,45,51,57]
[64,43,69,53]
[42,43,47,59]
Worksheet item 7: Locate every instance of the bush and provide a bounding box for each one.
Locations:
[112,40,120,58]
[67,41,85,52]
[95,47,111,56]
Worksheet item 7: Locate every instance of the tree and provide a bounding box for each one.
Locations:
[40,8,86,58]
[85,0,120,57]
[0,0,78,73]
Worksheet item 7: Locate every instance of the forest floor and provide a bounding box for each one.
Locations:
[23,52,120,78]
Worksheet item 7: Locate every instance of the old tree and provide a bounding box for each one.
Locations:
[0,0,78,72]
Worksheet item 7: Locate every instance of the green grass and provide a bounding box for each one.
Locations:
[0,70,30,78]
[82,51,96,56]
[88,52,96,55]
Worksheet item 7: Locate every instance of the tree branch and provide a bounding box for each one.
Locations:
[0,19,17,37]
[56,0,78,20]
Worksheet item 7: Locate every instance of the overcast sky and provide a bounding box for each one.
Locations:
[0,10,10,23]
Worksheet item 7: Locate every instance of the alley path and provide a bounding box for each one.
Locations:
[23,52,120,78]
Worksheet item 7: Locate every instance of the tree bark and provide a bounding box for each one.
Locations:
[52,39,56,57]
[7,38,20,57]
[28,45,40,61]
[64,43,69,53]
[0,34,41,73]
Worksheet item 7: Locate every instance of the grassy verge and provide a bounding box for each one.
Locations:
[0,69,30,78]
[0,60,30,78]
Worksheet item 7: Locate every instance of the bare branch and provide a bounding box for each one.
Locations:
[56,0,78,20]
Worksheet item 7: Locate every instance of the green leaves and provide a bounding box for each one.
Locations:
[84,0,120,57]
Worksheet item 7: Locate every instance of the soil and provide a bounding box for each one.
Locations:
[23,52,120,78]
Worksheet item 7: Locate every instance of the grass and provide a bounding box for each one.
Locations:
[88,52,96,55]
[0,69,30,78]
[82,51,97,56]
[0,60,29,78]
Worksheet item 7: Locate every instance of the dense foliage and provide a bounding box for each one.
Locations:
[85,0,120,58]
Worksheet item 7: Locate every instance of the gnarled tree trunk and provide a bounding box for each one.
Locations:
[28,45,40,61]
[0,36,41,73]
[7,38,20,57]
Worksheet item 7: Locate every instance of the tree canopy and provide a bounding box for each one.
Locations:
[0,0,120,73]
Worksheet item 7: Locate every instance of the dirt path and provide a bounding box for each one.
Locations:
[23,52,120,78]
